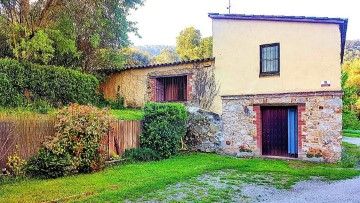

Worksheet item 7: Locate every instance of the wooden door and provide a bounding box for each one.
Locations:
[262,107,289,157]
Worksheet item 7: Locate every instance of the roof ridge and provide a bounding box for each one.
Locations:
[208,13,348,23]
[97,57,215,74]
[124,57,215,70]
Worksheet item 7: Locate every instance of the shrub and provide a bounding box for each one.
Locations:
[123,147,161,162]
[0,58,99,107]
[141,102,188,159]
[6,146,26,176]
[98,98,125,110]
[97,87,124,110]
[340,150,358,168]
[343,111,360,130]
[109,152,121,161]
[24,148,74,179]
[24,104,111,178]
[0,73,25,107]
[28,100,52,114]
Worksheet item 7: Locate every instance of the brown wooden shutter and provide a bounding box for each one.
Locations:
[156,79,164,101]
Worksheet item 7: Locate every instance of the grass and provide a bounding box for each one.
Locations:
[343,142,360,160]
[110,108,144,120]
[0,107,57,115]
[0,153,359,203]
[340,142,360,168]
[343,129,360,138]
[0,107,144,121]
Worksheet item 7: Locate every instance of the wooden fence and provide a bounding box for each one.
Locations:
[107,121,141,157]
[0,116,141,168]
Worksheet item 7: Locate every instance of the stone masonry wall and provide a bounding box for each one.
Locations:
[185,107,223,152]
[221,91,343,163]
[147,64,213,107]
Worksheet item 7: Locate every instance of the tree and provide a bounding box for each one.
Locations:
[154,48,178,64]
[175,27,213,61]
[199,37,213,59]
[0,0,143,70]
[342,60,360,129]
[121,48,152,67]
[343,60,360,112]
[175,27,201,61]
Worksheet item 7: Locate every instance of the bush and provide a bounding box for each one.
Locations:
[97,87,124,110]
[340,150,358,168]
[28,100,52,114]
[98,98,125,110]
[0,58,99,107]
[24,104,111,178]
[123,147,161,162]
[343,111,360,130]
[6,146,26,176]
[0,73,25,107]
[24,148,74,179]
[140,102,188,159]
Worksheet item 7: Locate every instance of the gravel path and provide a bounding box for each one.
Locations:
[129,169,360,203]
[343,136,360,146]
[244,177,360,203]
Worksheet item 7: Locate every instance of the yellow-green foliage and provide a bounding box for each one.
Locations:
[110,152,121,160]
[6,146,26,176]
[175,27,213,61]
[343,59,360,112]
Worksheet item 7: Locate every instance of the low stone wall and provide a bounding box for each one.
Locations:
[185,107,223,152]
[221,91,343,163]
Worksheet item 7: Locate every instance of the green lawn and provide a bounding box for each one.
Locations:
[0,107,144,121]
[0,107,57,115]
[343,129,360,138]
[110,108,144,120]
[1,153,359,203]
[343,142,360,160]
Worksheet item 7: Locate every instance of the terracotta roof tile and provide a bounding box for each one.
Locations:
[98,57,215,74]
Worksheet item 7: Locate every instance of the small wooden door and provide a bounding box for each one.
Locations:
[262,107,298,157]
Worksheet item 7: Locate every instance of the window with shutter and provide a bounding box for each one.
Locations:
[155,76,187,102]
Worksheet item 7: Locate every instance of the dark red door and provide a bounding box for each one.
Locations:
[262,107,289,157]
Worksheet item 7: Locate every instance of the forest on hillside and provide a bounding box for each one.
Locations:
[136,45,175,56]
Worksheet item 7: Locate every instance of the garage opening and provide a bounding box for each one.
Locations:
[262,106,298,158]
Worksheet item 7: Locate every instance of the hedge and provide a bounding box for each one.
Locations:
[140,102,188,159]
[0,58,99,107]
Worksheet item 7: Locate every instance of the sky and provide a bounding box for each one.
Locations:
[128,0,360,46]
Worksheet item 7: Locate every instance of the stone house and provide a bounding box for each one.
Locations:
[209,14,348,163]
[101,13,348,163]
[100,58,214,107]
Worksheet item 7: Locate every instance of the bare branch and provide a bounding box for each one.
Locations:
[192,62,219,110]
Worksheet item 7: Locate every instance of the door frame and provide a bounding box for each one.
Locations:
[253,103,305,158]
